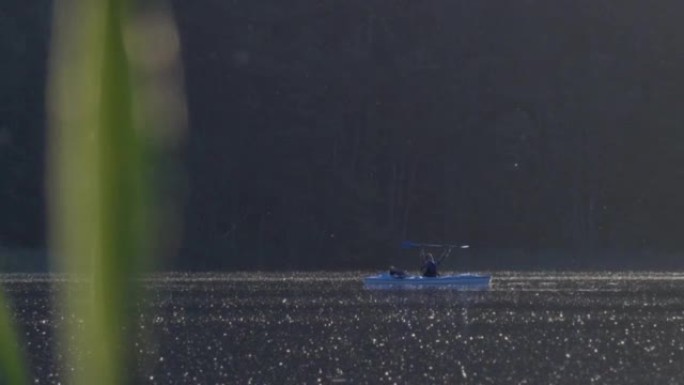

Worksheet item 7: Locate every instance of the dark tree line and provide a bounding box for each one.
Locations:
[3,0,684,270]
[0,1,51,251]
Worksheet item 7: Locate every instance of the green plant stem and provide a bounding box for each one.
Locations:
[0,289,28,385]
[48,0,145,384]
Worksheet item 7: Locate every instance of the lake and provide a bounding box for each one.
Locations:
[4,271,684,384]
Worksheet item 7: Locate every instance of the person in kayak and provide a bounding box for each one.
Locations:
[388,266,407,278]
[420,247,452,277]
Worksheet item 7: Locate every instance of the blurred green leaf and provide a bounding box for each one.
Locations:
[48,0,146,384]
[0,290,28,385]
[49,0,184,381]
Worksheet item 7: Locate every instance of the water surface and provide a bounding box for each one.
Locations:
[4,271,684,384]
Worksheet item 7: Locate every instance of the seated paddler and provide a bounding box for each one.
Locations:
[388,266,407,278]
[420,247,452,277]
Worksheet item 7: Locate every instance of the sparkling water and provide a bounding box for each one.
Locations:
[5,271,684,384]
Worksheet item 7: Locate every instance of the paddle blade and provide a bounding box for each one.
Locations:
[400,241,418,249]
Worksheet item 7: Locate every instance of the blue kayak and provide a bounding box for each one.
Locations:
[363,272,491,289]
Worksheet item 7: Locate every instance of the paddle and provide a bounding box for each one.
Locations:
[400,241,470,249]
[395,241,470,277]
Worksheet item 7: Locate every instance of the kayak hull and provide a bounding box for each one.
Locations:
[363,272,491,289]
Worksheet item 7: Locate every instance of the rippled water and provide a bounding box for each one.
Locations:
[4,271,684,384]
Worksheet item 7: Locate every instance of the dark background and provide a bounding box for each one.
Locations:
[3,0,684,271]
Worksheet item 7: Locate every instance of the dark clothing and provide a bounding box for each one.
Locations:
[389,267,407,278]
[421,260,438,277]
